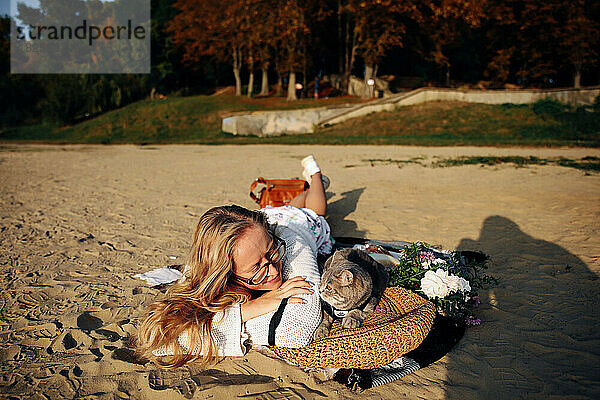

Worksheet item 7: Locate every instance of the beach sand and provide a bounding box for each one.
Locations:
[0,144,598,399]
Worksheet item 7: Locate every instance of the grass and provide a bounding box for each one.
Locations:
[1,96,599,147]
[319,102,600,147]
[364,155,600,173]
[0,95,366,145]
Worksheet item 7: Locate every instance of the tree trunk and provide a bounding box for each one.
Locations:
[275,67,283,96]
[345,28,358,94]
[247,71,254,97]
[233,67,242,96]
[573,64,582,88]
[344,16,350,74]
[260,67,269,95]
[364,63,374,98]
[303,45,307,99]
[343,18,351,93]
[287,72,297,101]
[233,47,242,96]
[247,55,254,97]
[338,0,343,75]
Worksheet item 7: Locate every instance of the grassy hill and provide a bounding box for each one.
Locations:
[1,95,599,146]
[318,101,600,147]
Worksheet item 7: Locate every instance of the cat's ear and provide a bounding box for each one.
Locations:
[324,251,339,270]
[339,269,354,286]
[335,249,352,262]
[326,249,349,269]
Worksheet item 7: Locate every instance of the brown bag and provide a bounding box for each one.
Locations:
[250,177,308,209]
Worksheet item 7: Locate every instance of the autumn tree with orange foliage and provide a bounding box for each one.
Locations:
[164,0,599,96]
[483,0,598,87]
[344,0,422,97]
[243,0,282,97]
[420,0,484,86]
[274,0,311,100]
[251,1,280,96]
[166,0,251,96]
[559,0,598,88]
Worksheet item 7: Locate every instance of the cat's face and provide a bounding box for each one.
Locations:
[319,250,373,310]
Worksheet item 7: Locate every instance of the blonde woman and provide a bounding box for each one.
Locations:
[135,156,333,368]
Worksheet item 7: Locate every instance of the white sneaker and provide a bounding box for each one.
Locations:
[301,155,330,190]
[301,155,321,176]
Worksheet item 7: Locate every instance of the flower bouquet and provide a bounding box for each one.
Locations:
[363,242,497,326]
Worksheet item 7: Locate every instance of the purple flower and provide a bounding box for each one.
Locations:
[418,251,435,263]
[466,317,481,326]
[471,296,481,306]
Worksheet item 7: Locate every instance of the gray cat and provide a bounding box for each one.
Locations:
[314,248,389,341]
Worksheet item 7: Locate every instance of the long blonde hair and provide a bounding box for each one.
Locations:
[135,205,270,368]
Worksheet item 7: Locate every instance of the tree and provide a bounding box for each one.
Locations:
[5,0,148,124]
[273,0,310,100]
[482,0,598,87]
[167,0,250,95]
[420,0,484,86]
[345,0,419,97]
[246,0,280,96]
[150,0,180,94]
[559,0,599,88]
[480,0,519,85]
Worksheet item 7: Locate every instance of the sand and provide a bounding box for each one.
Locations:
[0,144,598,399]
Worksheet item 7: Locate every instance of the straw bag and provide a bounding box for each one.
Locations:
[249,177,308,209]
[270,287,436,369]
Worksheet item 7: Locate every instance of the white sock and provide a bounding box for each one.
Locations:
[301,155,321,177]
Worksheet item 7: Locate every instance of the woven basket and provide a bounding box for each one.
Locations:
[270,287,436,369]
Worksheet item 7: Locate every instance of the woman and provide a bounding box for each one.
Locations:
[135,155,333,368]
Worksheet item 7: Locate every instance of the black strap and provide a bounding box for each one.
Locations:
[322,300,336,318]
[322,297,371,319]
[268,298,289,346]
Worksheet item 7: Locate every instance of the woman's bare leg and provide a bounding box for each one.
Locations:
[289,172,327,215]
[288,191,307,208]
[305,172,327,215]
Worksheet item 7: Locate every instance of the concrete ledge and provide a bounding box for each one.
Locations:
[222,106,354,136]
[397,87,600,106]
[222,86,600,136]
[321,86,600,127]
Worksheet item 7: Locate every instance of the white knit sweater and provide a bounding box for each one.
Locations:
[153,208,323,357]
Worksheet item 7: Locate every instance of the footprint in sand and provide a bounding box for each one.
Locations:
[148,368,274,398]
[238,386,327,400]
[77,312,103,331]
[148,368,197,399]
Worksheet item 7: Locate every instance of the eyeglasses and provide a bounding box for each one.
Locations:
[233,233,286,286]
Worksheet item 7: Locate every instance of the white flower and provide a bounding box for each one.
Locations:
[434,268,449,280]
[421,260,431,269]
[458,277,471,292]
[442,273,472,294]
[420,269,450,299]
[432,258,447,266]
[445,275,461,292]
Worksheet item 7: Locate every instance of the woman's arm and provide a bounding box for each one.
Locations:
[240,276,313,322]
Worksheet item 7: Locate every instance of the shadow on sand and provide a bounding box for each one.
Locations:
[443,215,600,399]
[326,187,367,238]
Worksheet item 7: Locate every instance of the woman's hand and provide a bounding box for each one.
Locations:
[240,276,314,322]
